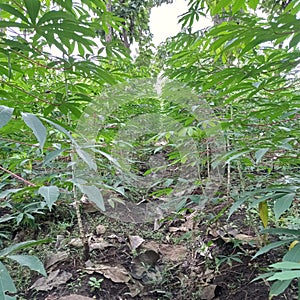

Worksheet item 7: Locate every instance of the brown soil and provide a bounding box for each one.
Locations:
[8,202,299,300]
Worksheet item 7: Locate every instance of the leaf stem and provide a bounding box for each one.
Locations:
[0,165,36,187]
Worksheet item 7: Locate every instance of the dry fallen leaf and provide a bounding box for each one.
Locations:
[169,211,198,232]
[142,241,160,253]
[126,280,144,297]
[131,262,147,280]
[31,270,72,291]
[235,233,259,243]
[45,251,69,270]
[88,236,112,250]
[68,238,83,248]
[59,295,94,300]
[95,224,106,235]
[136,250,160,265]
[159,244,187,262]
[107,234,126,243]
[85,263,131,283]
[142,241,187,262]
[129,235,145,250]
[44,296,58,300]
[201,284,217,300]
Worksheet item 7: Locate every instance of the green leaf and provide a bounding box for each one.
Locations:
[38,186,60,211]
[37,10,75,26]
[228,196,248,219]
[0,21,30,29]
[43,149,64,165]
[24,0,40,25]
[0,261,16,299]
[41,118,75,143]
[259,201,268,228]
[247,0,259,10]
[284,0,300,14]
[261,228,300,236]
[273,193,295,220]
[283,243,300,262]
[267,270,300,281]
[252,239,294,259]
[232,0,244,13]
[0,4,29,23]
[0,106,14,129]
[270,261,300,270]
[21,113,47,150]
[0,188,22,199]
[255,148,269,164]
[0,216,15,224]
[289,32,300,48]
[225,150,251,164]
[211,0,232,14]
[75,148,97,171]
[269,279,292,297]
[77,185,105,211]
[0,240,51,258]
[7,255,46,276]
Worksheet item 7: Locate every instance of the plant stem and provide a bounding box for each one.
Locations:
[71,155,90,260]
[0,165,36,187]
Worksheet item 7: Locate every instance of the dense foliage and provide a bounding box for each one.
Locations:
[0,0,299,299]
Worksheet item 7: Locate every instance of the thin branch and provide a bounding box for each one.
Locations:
[10,49,72,71]
[0,79,59,106]
[0,165,36,187]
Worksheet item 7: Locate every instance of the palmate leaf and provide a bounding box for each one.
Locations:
[283,243,300,262]
[24,0,41,25]
[0,106,14,129]
[273,193,295,220]
[0,4,29,23]
[252,239,294,259]
[38,186,60,211]
[270,261,300,270]
[267,270,300,281]
[37,10,75,26]
[0,239,51,258]
[0,261,16,300]
[269,279,292,297]
[0,21,30,29]
[77,184,105,211]
[21,113,47,150]
[6,255,46,276]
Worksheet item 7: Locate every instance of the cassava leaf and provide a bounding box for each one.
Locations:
[267,270,300,281]
[273,193,295,220]
[269,279,292,297]
[77,184,105,211]
[0,4,29,23]
[24,0,40,25]
[7,255,46,276]
[21,113,47,150]
[38,186,60,211]
[255,148,269,164]
[0,261,16,299]
[0,239,51,258]
[252,239,294,259]
[0,106,14,129]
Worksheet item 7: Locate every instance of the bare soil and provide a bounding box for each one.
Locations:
[10,201,298,300]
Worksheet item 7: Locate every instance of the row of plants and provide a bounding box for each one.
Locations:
[0,0,299,299]
[159,0,300,297]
